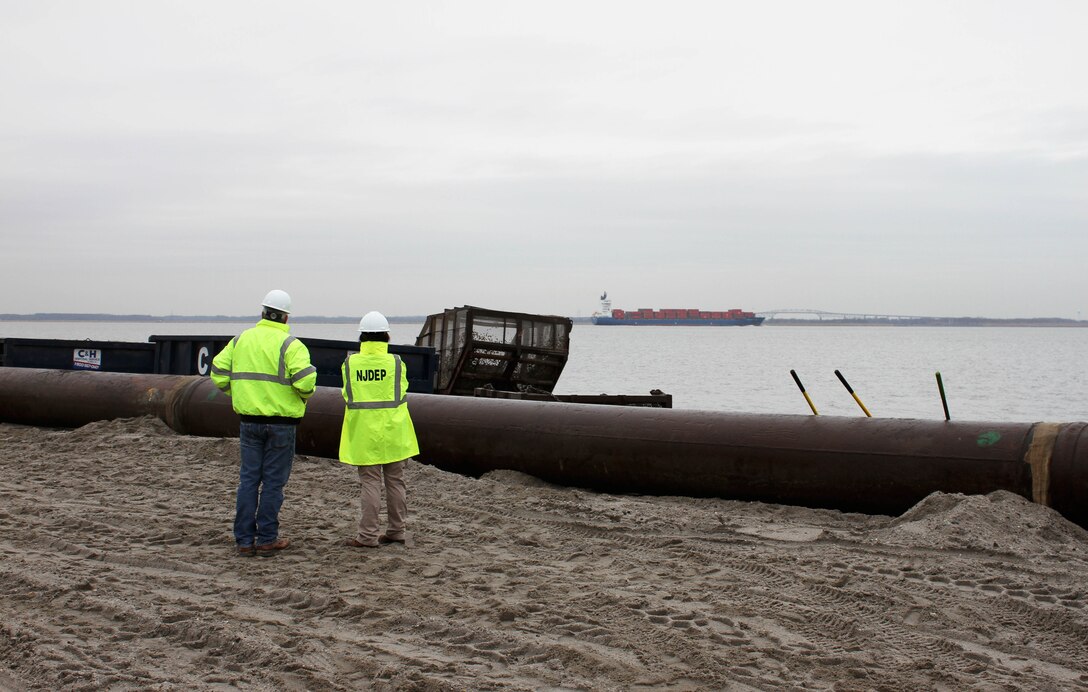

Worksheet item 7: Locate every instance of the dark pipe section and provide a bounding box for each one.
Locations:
[1,368,1085,528]
[405,391,1084,525]
[0,368,195,427]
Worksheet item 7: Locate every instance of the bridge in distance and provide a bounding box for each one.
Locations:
[753,310,1086,326]
[755,309,938,321]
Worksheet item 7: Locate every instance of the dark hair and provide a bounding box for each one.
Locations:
[359,332,390,343]
[262,308,288,324]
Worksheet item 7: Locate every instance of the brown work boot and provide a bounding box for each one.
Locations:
[237,544,255,558]
[344,537,379,549]
[255,538,291,556]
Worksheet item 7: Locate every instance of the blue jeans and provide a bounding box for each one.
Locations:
[235,422,297,547]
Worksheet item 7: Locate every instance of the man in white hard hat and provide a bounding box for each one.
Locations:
[338,310,419,548]
[210,290,317,557]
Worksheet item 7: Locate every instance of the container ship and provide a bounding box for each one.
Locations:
[590,292,764,326]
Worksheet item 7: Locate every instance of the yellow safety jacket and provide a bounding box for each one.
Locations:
[339,341,420,465]
[209,320,317,419]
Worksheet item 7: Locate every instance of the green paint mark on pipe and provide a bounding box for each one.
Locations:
[977,431,1002,447]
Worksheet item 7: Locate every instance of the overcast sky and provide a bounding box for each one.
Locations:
[2,1,1085,319]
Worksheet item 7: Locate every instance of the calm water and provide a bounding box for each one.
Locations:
[3,321,1086,423]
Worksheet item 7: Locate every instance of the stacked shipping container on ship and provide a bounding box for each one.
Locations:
[590,293,764,326]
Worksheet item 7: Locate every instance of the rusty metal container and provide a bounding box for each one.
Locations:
[414,306,572,396]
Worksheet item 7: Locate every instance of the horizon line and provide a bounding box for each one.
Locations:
[1,312,1086,324]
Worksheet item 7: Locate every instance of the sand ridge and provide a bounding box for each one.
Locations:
[1,416,1087,690]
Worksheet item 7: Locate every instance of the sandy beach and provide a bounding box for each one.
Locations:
[1,416,1087,691]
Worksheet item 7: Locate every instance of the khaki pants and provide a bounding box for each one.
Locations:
[356,460,408,546]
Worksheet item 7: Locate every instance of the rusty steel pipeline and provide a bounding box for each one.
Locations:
[2,367,1086,528]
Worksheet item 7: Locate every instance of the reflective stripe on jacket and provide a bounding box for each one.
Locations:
[338,341,420,465]
[209,319,317,418]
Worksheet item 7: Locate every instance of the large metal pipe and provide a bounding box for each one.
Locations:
[3,367,1086,527]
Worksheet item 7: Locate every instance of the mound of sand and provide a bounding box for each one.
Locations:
[2,416,1087,690]
[872,490,1088,558]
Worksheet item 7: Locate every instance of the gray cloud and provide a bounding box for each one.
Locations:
[1,2,1086,319]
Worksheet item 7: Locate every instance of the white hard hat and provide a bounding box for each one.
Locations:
[358,311,390,332]
[261,289,292,314]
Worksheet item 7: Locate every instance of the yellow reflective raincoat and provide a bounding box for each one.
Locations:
[210,320,316,419]
[339,341,419,465]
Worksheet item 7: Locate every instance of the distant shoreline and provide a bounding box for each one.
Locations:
[570,317,1086,327]
[761,317,1088,327]
[1,314,1085,327]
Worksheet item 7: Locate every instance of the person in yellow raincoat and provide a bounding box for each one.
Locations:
[338,311,419,548]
